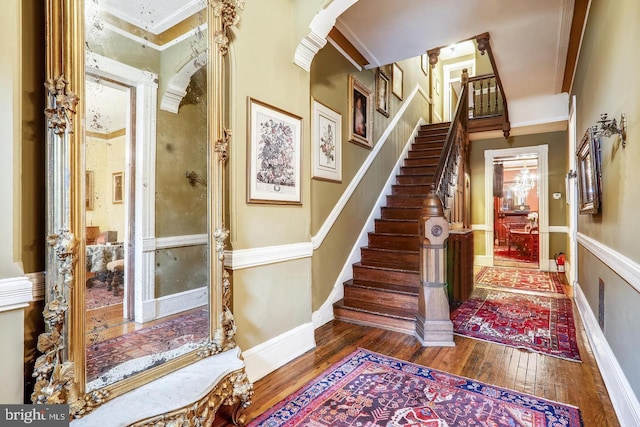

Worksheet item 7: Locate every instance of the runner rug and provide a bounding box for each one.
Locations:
[248,348,583,426]
[451,288,581,361]
[475,266,566,294]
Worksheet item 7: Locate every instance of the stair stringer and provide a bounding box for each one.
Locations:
[312,118,427,328]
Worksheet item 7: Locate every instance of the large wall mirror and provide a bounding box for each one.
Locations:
[34,0,251,423]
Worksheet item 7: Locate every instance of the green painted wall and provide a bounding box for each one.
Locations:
[571,0,640,397]
[469,131,568,258]
[309,46,430,311]
[228,0,313,349]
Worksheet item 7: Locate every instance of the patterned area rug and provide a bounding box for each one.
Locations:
[494,247,538,264]
[248,348,583,426]
[86,283,123,310]
[475,266,566,294]
[86,309,208,381]
[451,288,581,361]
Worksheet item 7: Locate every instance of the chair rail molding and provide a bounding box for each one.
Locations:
[0,276,32,313]
[577,232,640,294]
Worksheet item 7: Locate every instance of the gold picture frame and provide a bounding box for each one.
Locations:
[376,69,390,118]
[112,171,123,204]
[576,128,601,215]
[348,75,374,149]
[247,97,303,204]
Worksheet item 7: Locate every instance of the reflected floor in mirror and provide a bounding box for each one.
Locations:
[86,303,208,390]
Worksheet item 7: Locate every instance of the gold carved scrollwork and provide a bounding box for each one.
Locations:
[44,75,80,135]
[215,128,232,162]
[211,0,244,54]
[130,369,253,427]
[198,271,237,357]
[31,231,82,408]
[213,226,230,260]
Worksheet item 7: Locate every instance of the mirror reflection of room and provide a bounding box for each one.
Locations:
[82,0,210,392]
[493,155,539,267]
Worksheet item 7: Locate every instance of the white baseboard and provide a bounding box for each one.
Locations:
[474,255,492,266]
[242,322,316,383]
[142,287,208,321]
[574,282,640,425]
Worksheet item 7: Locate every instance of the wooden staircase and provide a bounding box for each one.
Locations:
[333,122,451,334]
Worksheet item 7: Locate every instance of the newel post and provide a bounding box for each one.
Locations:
[415,189,455,347]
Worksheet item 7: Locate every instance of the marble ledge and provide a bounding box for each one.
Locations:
[71,347,245,427]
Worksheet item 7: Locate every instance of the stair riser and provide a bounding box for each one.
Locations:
[415,134,448,142]
[344,286,418,311]
[385,196,424,207]
[404,157,439,167]
[374,219,419,234]
[360,248,419,269]
[353,264,420,285]
[368,233,419,250]
[333,307,415,335]
[395,175,434,185]
[412,139,446,148]
[409,146,443,155]
[391,185,431,195]
[381,207,423,220]
[401,166,437,175]
[407,150,442,159]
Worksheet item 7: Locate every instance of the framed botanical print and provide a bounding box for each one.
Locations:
[375,69,390,118]
[576,128,601,214]
[247,97,303,204]
[348,75,373,149]
[392,62,403,100]
[311,98,342,182]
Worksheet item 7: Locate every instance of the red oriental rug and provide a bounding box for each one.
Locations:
[248,348,583,427]
[475,266,566,294]
[86,284,124,310]
[451,288,581,361]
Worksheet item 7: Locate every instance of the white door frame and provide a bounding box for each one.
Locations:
[443,59,475,121]
[87,52,158,322]
[484,145,550,270]
[568,95,578,285]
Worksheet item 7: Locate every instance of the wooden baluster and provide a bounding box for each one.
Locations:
[493,79,500,115]
[471,82,477,117]
[479,79,484,116]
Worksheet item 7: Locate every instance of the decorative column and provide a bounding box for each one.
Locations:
[415,189,455,347]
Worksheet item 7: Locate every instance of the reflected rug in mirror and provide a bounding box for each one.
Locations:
[86,283,123,310]
[248,348,583,426]
[475,266,566,294]
[452,288,581,361]
[86,308,208,382]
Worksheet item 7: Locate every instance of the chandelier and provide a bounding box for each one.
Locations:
[512,162,536,200]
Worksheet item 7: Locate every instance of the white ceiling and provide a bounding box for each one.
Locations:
[336,0,575,102]
[100,0,204,34]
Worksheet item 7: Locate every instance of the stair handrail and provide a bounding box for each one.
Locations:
[468,73,502,118]
[476,32,510,138]
[434,69,469,216]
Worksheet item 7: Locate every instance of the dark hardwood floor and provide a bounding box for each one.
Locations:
[214,285,620,426]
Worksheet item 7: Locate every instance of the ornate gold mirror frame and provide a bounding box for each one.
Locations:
[33,1,252,423]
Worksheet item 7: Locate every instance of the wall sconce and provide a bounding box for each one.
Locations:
[185,170,207,187]
[593,113,627,147]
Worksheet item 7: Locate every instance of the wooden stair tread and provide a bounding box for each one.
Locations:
[345,279,419,295]
[334,299,416,320]
[353,262,419,274]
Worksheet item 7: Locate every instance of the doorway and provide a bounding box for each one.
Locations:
[484,145,549,270]
[493,155,540,268]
